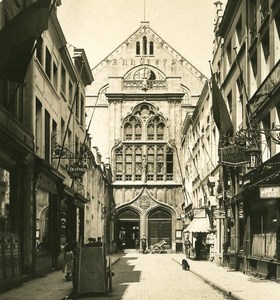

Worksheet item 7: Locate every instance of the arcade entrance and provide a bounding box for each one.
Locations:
[117,210,140,250]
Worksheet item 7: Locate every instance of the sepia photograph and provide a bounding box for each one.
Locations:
[0,0,280,299]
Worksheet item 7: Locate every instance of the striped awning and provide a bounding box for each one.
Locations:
[184,217,210,233]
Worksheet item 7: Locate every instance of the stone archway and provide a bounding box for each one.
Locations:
[116,209,140,250]
[148,208,172,248]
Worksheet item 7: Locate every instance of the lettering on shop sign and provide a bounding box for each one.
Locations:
[66,162,87,179]
[220,145,249,166]
[260,186,280,199]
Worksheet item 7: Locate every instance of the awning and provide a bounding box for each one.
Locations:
[184,217,210,233]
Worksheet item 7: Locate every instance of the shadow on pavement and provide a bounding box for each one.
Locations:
[65,255,141,300]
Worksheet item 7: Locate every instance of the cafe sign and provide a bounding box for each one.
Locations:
[260,186,280,199]
[220,145,249,166]
[66,162,87,179]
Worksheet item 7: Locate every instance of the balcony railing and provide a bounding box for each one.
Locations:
[123,80,167,90]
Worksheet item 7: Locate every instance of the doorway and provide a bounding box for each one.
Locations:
[116,210,140,250]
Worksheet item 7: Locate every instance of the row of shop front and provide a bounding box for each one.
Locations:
[0,132,87,291]
[221,153,280,282]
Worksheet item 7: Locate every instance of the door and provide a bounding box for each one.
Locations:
[148,209,172,247]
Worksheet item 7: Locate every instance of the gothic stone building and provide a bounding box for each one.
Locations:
[86,21,206,251]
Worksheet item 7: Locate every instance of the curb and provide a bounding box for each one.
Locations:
[172,258,242,300]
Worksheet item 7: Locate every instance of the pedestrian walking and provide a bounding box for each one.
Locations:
[63,243,75,281]
[141,235,147,254]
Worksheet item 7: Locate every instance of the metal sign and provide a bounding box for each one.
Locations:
[220,145,249,166]
[260,186,280,199]
[193,208,206,218]
[66,162,87,179]
[213,209,225,219]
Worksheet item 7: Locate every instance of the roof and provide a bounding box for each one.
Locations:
[91,21,207,83]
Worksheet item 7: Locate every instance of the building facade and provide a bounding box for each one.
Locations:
[86,21,206,252]
[181,81,221,261]
[0,0,113,290]
[213,0,280,281]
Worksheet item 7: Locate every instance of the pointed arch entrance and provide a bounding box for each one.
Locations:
[116,209,140,250]
[148,208,172,248]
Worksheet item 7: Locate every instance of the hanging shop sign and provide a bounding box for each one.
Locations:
[66,162,87,179]
[213,208,225,219]
[193,208,206,218]
[260,186,280,199]
[220,145,249,166]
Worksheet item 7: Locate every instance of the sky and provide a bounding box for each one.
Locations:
[57,0,221,78]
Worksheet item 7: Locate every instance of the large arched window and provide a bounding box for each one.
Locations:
[147,116,165,140]
[114,103,173,182]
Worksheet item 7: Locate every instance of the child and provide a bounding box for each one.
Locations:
[63,243,74,281]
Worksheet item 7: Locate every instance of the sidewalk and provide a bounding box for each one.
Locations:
[0,255,120,300]
[173,254,280,300]
[1,253,280,300]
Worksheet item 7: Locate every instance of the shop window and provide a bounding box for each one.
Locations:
[36,191,50,252]
[0,168,11,233]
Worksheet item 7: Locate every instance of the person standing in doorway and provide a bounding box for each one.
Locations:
[141,235,147,254]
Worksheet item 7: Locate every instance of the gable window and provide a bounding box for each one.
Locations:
[136,41,140,55]
[149,41,154,55]
[143,36,147,55]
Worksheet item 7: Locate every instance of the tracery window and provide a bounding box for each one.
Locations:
[114,103,173,182]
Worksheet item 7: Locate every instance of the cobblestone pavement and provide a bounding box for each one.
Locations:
[69,253,230,300]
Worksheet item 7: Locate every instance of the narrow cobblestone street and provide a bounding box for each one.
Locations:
[70,253,230,300]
